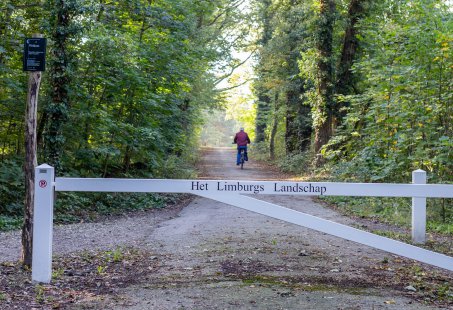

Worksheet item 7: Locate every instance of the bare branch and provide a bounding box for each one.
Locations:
[207,0,246,27]
[214,50,257,86]
[215,78,253,93]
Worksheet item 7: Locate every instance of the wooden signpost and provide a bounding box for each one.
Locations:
[23,35,46,267]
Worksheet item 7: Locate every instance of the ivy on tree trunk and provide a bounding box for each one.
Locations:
[313,0,336,163]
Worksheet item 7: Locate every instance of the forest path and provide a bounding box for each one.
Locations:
[1,148,448,309]
[67,147,444,309]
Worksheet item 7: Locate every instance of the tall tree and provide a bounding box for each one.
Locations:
[335,0,369,121]
[43,0,83,173]
[254,0,273,143]
[336,0,368,95]
[252,0,312,156]
[324,0,452,182]
[282,1,312,154]
[313,0,336,162]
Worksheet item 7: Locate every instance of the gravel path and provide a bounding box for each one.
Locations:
[1,147,451,309]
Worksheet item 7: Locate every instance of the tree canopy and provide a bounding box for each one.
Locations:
[0,0,251,226]
[250,0,452,183]
[0,0,451,234]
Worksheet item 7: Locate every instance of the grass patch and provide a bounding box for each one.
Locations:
[239,270,452,306]
[241,275,367,295]
[371,230,411,242]
[321,196,453,235]
[242,275,291,287]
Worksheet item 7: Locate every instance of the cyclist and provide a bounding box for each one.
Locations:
[233,127,251,165]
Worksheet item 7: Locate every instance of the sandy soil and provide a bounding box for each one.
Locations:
[1,147,451,309]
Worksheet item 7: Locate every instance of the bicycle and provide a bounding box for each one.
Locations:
[239,148,245,169]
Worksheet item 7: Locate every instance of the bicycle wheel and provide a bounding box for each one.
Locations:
[240,151,244,169]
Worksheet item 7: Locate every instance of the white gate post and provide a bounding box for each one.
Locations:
[412,169,427,244]
[32,164,55,283]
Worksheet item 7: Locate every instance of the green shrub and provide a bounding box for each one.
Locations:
[321,196,453,235]
[278,152,312,174]
[0,159,24,217]
[54,191,177,224]
[250,142,270,161]
[160,154,196,179]
[0,215,22,230]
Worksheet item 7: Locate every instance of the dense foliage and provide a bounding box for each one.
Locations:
[251,0,452,229]
[251,0,452,180]
[0,0,248,228]
[0,0,452,232]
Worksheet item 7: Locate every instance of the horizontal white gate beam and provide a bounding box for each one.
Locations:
[55,178,453,198]
[198,192,453,272]
[32,167,452,283]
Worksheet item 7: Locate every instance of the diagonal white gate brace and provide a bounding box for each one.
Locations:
[199,192,453,272]
[32,164,453,283]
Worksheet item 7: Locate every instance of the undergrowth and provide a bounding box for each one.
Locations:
[54,192,183,224]
[0,192,185,231]
[320,196,453,235]
[252,148,453,236]
[0,153,196,231]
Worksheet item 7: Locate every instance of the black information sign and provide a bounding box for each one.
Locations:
[23,38,47,72]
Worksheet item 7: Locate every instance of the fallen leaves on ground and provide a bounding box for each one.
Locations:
[0,246,161,309]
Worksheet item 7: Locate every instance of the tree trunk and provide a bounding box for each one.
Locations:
[255,93,271,143]
[297,101,312,153]
[36,110,47,149]
[286,88,312,154]
[337,0,366,93]
[44,1,72,173]
[285,93,296,154]
[269,92,279,160]
[335,0,368,123]
[22,69,42,268]
[254,0,273,143]
[314,0,336,164]
[314,113,333,164]
[122,145,131,173]
[0,5,13,65]
[281,0,313,155]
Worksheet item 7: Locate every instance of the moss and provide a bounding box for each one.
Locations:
[241,275,367,295]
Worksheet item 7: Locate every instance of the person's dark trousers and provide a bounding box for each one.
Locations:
[237,146,248,165]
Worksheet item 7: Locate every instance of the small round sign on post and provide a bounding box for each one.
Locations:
[39,180,47,188]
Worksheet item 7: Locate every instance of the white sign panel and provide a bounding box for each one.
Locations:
[55,178,453,198]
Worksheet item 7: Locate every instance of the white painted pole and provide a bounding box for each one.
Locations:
[412,169,427,244]
[32,164,55,283]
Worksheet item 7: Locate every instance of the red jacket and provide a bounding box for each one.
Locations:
[234,131,251,147]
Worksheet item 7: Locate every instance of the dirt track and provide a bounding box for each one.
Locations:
[1,147,451,309]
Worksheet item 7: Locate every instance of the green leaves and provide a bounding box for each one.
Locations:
[0,0,243,222]
[321,0,453,182]
[0,159,24,217]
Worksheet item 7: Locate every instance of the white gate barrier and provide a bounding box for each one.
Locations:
[32,164,453,283]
